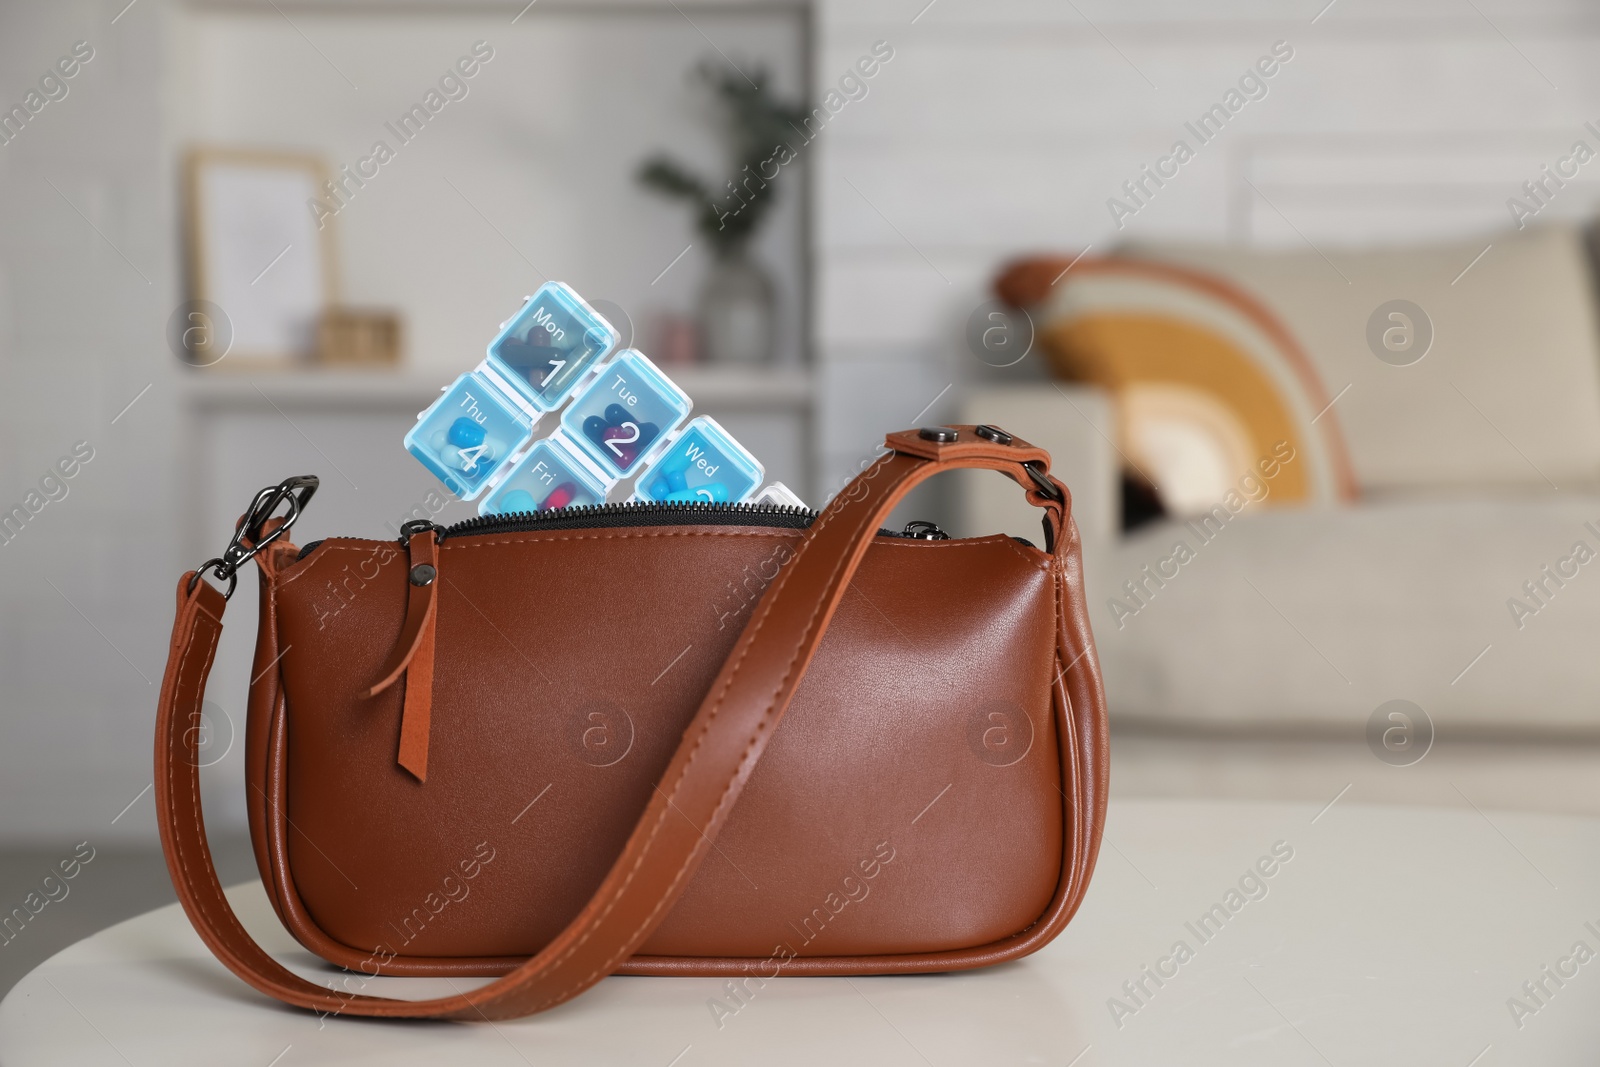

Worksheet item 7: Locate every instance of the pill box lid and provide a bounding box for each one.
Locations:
[556,346,698,480]
[405,370,538,431]
[484,282,620,410]
[639,414,765,503]
[602,348,692,414]
[478,431,615,514]
[674,414,763,479]
[403,370,537,501]
[543,430,617,489]
[480,429,614,500]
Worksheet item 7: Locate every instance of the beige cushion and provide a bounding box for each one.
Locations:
[1092,494,1600,730]
[1125,226,1600,492]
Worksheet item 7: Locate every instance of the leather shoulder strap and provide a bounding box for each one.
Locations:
[155,426,1100,1021]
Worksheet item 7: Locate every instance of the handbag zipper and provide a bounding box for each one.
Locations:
[438,500,831,540]
[297,502,952,560]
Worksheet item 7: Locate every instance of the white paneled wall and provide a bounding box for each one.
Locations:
[0,0,814,845]
[811,0,1600,504]
[170,5,809,373]
[0,0,182,845]
[8,0,1600,844]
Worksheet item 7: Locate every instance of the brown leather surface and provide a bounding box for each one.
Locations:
[155,425,1109,1019]
[273,527,1062,963]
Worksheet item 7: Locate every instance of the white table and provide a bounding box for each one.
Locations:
[5,799,1600,1065]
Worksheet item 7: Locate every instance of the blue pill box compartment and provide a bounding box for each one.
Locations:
[559,349,691,479]
[404,372,535,500]
[479,435,612,516]
[635,416,764,504]
[485,282,620,411]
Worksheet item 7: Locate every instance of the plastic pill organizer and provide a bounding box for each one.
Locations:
[404,282,803,514]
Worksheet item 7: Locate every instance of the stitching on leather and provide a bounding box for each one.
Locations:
[263,484,884,1011]
[518,457,901,1012]
[277,529,798,591]
[172,614,255,976]
[180,461,1068,1015]
[174,618,224,944]
[445,529,799,550]
[276,528,1039,592]
[190,458,1063,1015]
[1052,544,1094,915]
[984,554,1075,953]
[269,456,1042,1013]
[617,458,929,963]
[978,556,1068,951]
[491,466,868,1012]
[177,616,283,984]
[174,612,351,1011]
[994,535,1050,571]
[525,454,1068,1012]
[262,567,491,987]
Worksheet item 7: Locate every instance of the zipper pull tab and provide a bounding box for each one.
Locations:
[372,524,441,782]
[902,520,949,541]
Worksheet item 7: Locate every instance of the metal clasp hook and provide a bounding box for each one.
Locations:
[188,475,320,600]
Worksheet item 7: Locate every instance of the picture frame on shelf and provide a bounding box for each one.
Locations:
[182,147,338,369]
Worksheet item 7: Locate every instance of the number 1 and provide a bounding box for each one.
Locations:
[540,359,566,387]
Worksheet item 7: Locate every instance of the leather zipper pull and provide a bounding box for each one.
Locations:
[368,527,439,782]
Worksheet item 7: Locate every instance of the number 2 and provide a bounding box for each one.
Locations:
[604,422,640,457]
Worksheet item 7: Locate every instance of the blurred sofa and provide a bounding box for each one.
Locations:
[962,225,1600,815]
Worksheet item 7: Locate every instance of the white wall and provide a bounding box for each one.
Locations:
[171,4,809,372]
[811,0,1600,509]
[8,0,1600,845]
[0,0,181,845]
[0,0,811,845]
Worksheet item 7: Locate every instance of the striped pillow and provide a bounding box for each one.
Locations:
[997,256,1357,516]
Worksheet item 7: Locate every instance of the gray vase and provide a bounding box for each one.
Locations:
[698,248,775,364]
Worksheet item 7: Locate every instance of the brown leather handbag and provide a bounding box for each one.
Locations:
[154,425,1108,1021]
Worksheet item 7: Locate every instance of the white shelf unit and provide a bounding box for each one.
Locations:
[180,366,814,412]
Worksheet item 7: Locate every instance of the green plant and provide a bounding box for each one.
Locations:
[637,60,807,257]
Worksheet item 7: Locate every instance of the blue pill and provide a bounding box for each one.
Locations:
[646,463,688,498]
[498,489,537,514]
[448,417,487,448]
[665,483,729,504]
